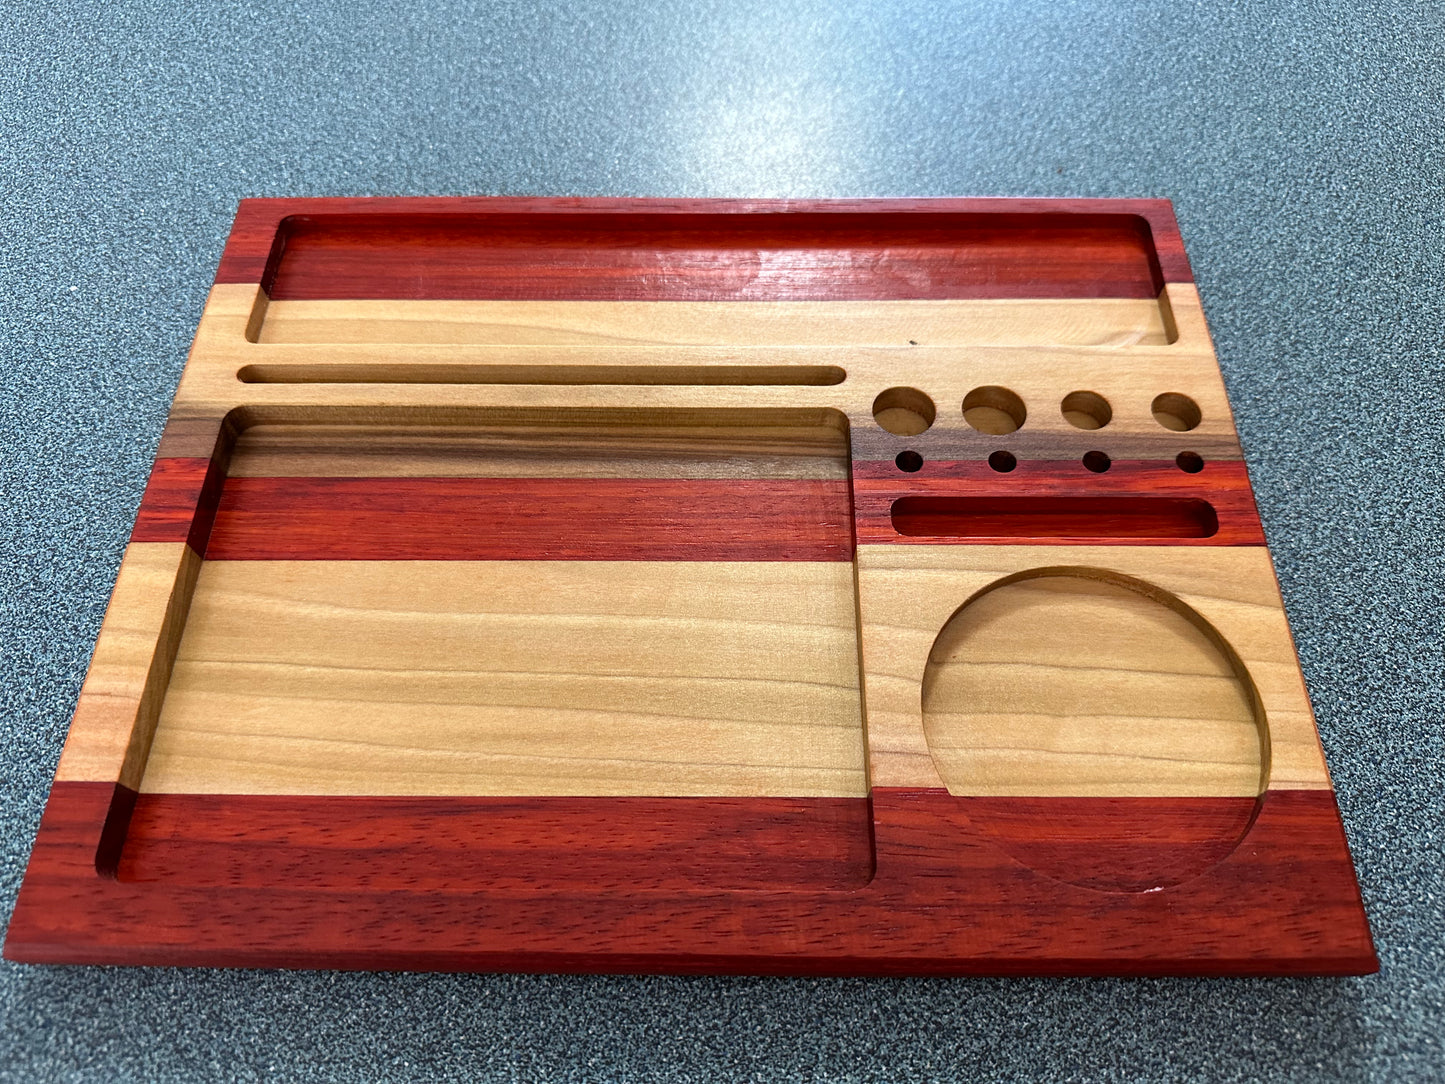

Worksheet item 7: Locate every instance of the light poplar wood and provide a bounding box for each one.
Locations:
[255,297,1175,347]
[922,572,1263,797]
[57,280,1302,804]
[139,560,867,798]
[54,542,201,790]
[855,545,1332,795]
[14,202,1376,979]
[157,283,1242,463]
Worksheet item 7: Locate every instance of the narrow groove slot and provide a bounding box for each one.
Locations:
[237,364,847,386]
[890,496,1219,539]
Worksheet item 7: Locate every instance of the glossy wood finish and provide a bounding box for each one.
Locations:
[6,783,1373,974]
[853,458,1265,546]
[141,559,866,798]
[854,545,1335,794]
[213,197,1194,296]
[254,297,1176,348]
[7,198,1374,976]
[205,476,854,562]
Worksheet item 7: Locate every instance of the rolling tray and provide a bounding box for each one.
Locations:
[4,198,1376,975]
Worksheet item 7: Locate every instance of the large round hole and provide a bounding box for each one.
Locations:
[1152,392,1202,432]
[922,568,1265,892]
[963,386,1026,435]
[872,387,936,436]
[1061,390,1112,430]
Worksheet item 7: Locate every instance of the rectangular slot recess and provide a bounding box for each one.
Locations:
[236,363,847,386]
[260,212,1167,301]
[890,496,1220,539]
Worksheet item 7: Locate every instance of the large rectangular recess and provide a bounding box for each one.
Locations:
[261,211,1167,301]
[124,414,872,891]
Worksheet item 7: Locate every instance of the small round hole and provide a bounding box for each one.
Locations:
[895,450,924,473]
[1082,450,1112,473]
[963,386,1027,435]
[1176,451,1205,473]
[1152,392,1202,432]
[1061,390,1113,431]
[873,387,936,436]
[987,450,1017,473]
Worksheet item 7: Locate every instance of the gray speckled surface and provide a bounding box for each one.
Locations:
[1,1,1441,1080]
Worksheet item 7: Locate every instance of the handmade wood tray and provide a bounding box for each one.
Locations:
[5,198,1375,975]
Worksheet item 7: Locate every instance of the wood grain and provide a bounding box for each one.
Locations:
[116,793,875,891]
[168,281,1245,467]
[254,298,1174,347]
[855,544,1332,793]
[225,421,851,480]
[53,543,202,791]
[4,783,1374,974]
[12,198,1372,978]
[204,476,855,562]
[922,571,1264,797]
[130,457,225,550]
[853,458,1265,546]
[140,560,866,798]
[212,198,1195,290]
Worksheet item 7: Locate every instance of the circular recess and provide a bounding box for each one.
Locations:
[895,450,924,473]
[921,568,1266,892]
[963,386,1027,435]
[1152,392,1202,432]
[1082,450,1112,473]
[1061,390,1113,431]
[872,387,936,436]
[1176,451,1205,474]
[987,450,1017,473]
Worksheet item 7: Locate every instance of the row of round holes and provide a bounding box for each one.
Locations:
[892,449,1206,474]
[871,386,1202,437]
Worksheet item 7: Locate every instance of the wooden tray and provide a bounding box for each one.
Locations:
[5,198,1376,975]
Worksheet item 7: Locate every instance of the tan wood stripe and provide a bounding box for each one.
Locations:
[139,560,867,798]
[856,544,1332,795]
[55,543,202,790]
[159,283,1243,463]
[255,297,1174,348]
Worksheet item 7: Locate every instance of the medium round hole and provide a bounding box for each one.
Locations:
[895,450,924,473]
[872,387,936,436]
[1152,392,1202,432]
[963,386,1027,435]
[1061,390,1112,431]
[1176,451,1205,473]
[1082,450,1111,473]
[987,450,1017,473]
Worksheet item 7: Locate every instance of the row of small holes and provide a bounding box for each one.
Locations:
[894,450,1207,474]
[872,387,1202,436]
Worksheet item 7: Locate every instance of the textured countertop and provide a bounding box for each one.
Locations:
[1,2,1440,1080]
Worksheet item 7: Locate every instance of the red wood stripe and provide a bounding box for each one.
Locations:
[116,794,874,892]
[214,198,1192,297]
[5,785,1374,974]
[129,456,225,552]
[953,795,1261,892]
[853,459,1265,546]
[205,476,854,561]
